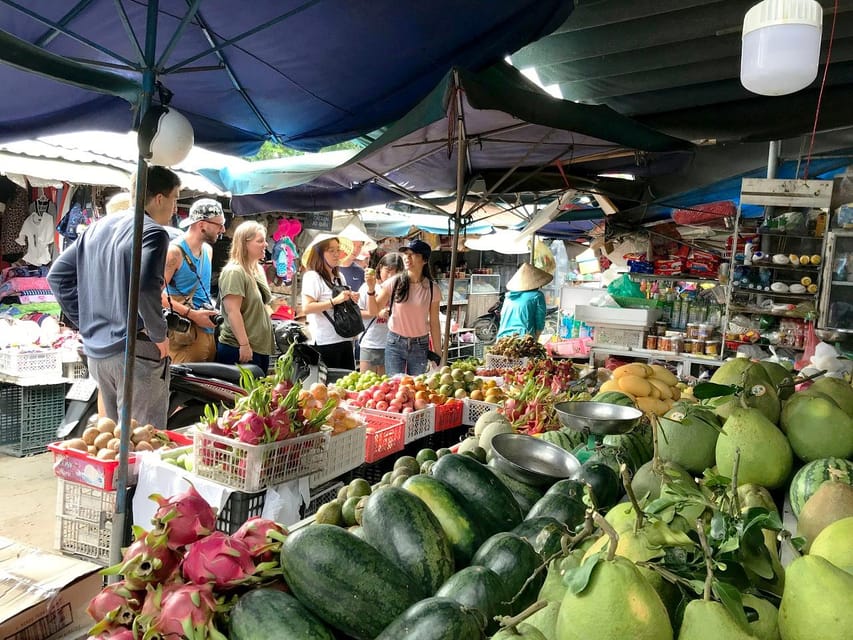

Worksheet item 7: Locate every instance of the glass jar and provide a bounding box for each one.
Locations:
[705,340,721,357]
[658,335,672,352]
[646,335,659,350]
[671,334,684,354]
[698,323,714,340]
[686,323,700,339]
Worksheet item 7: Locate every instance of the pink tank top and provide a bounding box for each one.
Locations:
[385,276,438,338]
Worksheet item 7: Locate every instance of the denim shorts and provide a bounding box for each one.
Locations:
[385,332,429,376]
[359,347,385,366]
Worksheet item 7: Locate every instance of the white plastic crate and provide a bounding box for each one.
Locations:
[484,353,529,370]
[54,479,129,566]
[364,405,435,445]
[591,324,646,349]
[462,398,501,426]
[0,347,62,378]
[308,425,366,487]
[193,428,331,492]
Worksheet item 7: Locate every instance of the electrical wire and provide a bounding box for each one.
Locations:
[803,0,839,179]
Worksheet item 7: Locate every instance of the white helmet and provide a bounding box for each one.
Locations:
[138,105,194,167]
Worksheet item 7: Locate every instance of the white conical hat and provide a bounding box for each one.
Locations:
[301,233,355,268]
[506,263,553,291]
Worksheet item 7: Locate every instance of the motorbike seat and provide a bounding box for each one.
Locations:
[174,362,264,384]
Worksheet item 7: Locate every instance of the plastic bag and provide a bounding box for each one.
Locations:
[606,274,643,299]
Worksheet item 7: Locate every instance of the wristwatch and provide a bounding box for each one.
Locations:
[367,290,376,296]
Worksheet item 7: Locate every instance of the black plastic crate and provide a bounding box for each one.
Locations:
[344,457,397,484]
[418,424,468,452]
[301,480,344,518]
[0,382,66,457]
[216,489,266,534]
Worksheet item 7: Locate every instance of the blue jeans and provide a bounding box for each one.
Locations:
[385,332,429,376]
[216,342,270,374]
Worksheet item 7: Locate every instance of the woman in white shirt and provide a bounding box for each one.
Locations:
[357,252,403,374]
[365,239,441,376]
[301,234,358,370]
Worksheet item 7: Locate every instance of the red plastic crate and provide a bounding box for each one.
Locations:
[48,431,192,491]
[362,412,405,463]
[434,400,464,432]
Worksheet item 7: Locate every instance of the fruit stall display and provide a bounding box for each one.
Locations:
[84,357,853,639]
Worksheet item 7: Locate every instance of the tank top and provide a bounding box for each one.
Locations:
[166,238,212,309]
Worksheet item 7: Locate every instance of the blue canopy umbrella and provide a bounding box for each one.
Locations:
[0,0,576,565]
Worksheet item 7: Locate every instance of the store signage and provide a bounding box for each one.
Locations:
[302,211,333,231]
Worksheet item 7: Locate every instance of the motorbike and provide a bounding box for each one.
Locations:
[58,322,328,440]
[470,294,558,344]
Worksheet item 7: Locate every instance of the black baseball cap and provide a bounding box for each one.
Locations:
[400,239,432,259]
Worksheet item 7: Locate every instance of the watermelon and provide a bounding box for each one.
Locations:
[230,588,334,640]
[471,532,544,615]
[280,525,419,640]
[539,430,574,451]
[593,391,637,407]
[789,457,853,517]
[432,454,523,537]
[360,487,454,597]
[402,474,484,566]
[436,566,507,634]
[603,424,654,473]
[512,517,570,559]
[375,597,486,640]
[525,493,586,529]
[487,464,544,514]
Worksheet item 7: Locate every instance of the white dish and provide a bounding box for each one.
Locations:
[771,254,789,265]
[770,282,789,293]
[789,284,806,294]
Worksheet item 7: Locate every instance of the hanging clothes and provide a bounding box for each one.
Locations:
[16,208,55,265]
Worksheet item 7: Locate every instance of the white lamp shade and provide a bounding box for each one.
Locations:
[138,106,195,167]
[741,0,823,96]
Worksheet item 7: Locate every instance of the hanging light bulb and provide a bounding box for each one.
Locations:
[741,0,823,96]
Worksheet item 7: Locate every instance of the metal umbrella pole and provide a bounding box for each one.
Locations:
[109,0,158,570]
[441,70,469,365]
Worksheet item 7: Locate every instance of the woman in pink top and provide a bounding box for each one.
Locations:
[365,239,441,375]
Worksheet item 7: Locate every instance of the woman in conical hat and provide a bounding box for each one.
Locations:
[497,263,553,341]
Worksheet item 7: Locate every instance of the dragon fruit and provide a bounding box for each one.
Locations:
[135,582,226,640]
[235,412,266,445]
[231,517,287,563]
[181,531,256,589]
[89,626,136,640]
[103,527,180,590]
[86,580,143,636]
[150,482,217,550]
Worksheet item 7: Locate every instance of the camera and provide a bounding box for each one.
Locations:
[163,308,192,333]
[200,303,224,326]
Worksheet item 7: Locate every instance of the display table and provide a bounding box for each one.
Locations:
[589,345,724,378]
[133,455,311,531]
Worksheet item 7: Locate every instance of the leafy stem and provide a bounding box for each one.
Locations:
[620,463,645,534]
[696,519,715,602]
[593,512,619,562]
[731,448,742,518]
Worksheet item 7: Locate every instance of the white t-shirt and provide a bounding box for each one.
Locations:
[358,282,390,350]
[16,211,55,265]
[302,270,352,345]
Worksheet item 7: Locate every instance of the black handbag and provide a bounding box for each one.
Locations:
[321,276,365,339]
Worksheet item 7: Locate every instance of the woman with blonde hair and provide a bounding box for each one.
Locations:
[216,221,274,371]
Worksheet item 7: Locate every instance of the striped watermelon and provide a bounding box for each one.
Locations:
[539,430,574,451]
[789,457,853,517]
[593,391,636,408]
[603,424,654,473]
[559,427,587,450]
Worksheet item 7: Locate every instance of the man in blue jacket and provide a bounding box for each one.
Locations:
[497,263,553,341]
[49,166,181,430]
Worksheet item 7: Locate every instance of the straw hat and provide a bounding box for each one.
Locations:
[506,263,553,292]
[301,233,355,268]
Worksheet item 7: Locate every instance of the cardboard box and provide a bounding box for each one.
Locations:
[0,537,102,640]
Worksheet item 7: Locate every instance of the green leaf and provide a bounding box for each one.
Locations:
[709,512,727,541]
[713,580,749,629]
[693,382,739,400]
[719,534,741,555]
[741,545,774,580]
[563,552,602,595]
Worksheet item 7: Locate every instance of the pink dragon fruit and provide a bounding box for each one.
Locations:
[235,412,266,445]
[231,517,287,563]
[103,527,180,590]
[89,626,136,640]
[181,531,256,589]
[266,404,292,441]
[135,583,226,640]
[86,580,143,636]
[150,482,217,550]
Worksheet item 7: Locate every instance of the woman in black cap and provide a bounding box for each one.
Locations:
[365,239,441,375]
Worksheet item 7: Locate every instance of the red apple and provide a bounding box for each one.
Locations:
[375,400,389,411]
[372,390,386,402]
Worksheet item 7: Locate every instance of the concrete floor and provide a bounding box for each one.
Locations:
[0,452,57,551]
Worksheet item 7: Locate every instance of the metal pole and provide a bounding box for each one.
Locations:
[109,0,158,569]
[767,139,780,179]
[441,71,467,365]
